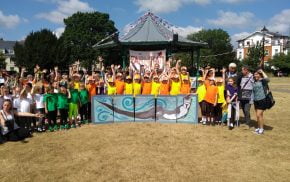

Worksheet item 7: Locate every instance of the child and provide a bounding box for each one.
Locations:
[68,81,80,128]
[17,89,33,130]
[44,86,58,132]
[106,78,116,95]
[215,69,226,124]
[133,74,142,96]
[226,77,239,130]
[180,77,191,95]
[170,74,181,95]
[115,72,125,95]
[159,76,170,95]
[79,82,89,124]
[142,74,152,95]
[57,85,70,130]
[86,76,96,121]
[32,86,45,132]
[204,78,218,125]
[151,75,160,97]
[124,76,133,95]
[196,77,207,123]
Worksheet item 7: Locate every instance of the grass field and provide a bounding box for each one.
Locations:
[1,78,290,182]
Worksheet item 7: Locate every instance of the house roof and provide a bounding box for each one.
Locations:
[0,40,16,50]
[237,27,289,42]
[94,12,207,50]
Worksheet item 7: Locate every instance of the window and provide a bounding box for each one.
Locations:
[246,41,250,46]
[275,49,279,54]
[265,50,269,56]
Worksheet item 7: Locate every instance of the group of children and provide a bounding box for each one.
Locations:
[196,66,239,129]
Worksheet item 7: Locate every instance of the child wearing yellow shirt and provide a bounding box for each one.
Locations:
[124,76,133,95]
[196,77,207,123]
[151,75,161,97]
[133,74,142,96]
[170,74,181,95]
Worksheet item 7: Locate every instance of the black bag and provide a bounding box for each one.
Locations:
[262,80,275,109]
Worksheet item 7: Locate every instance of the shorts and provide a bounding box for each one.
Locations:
[205,101,215,117]
[69,103,78,119]
[254,98,267,110]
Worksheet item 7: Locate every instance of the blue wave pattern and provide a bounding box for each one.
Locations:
[135,96,155,121]
[93,96,113,123]
[114,96,134,122]
[121,96,134,111]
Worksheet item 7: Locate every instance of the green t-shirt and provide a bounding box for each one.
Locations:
[57,93,69,109]
[79,89,89,105]
[69,89,80,104]
[44,93,58,111]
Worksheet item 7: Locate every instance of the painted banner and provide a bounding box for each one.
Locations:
[91,94,198,124]
[129,50,166,71]
[176,94,198,124]
[92,95,114,123]
[134,95,156,122]
[113,95,135,122]
[156,96,177,123]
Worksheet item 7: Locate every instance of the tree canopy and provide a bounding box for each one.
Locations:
[13,29,58,72]
[59,11,117,68]
[187,29,236,69]
[270,53,290,73]
[0,52,6,69]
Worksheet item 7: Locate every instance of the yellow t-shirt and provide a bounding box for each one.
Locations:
[170,80,181,95]
[196,84,206,102]
[181,74,188,80]
[124,83,133,95]
[133,82,141,96]
[74,81,80,90]
[217,85,226,104]
[107,84,116,95]
[151,81,161,97]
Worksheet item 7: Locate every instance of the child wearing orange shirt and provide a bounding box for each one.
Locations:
[142,74,152,95]
[115,72,125,95]
[159,76,170,95]
[180,77,191,94]
[204,78,218,125]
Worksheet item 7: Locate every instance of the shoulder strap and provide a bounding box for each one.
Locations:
[241,75,253,90]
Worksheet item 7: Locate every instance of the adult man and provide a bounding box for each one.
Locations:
[226,63,238,79]
[237,65,254,126]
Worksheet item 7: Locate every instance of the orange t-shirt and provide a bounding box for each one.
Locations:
[86,83,96,101]
[180,83,191,94]
[159,82,170,95]
[204,79,211,88]
[204,85,218,104]
[115,80,125,95]
[142,82,152,95]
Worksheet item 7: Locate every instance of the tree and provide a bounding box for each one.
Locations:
[0,52,6,69]
[270,53,290,73]
[187,29,236,69]
[59,11,117,68]
[243,44,263,70]
[13,29,58,72]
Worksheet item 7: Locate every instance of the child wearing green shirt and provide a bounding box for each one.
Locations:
[44,86,58,132]
[57,85,71,130]
[79,82,89,123]
[68,81,80,128]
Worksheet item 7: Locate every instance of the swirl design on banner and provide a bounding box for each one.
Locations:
[135,98,155,111]
[122,97,134,111]
[96,106,112,121]
[156,99,167,108]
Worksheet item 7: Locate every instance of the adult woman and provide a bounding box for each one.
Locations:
[252,69,269,135]
[0,99,41,142]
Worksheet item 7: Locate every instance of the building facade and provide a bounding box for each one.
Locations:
[0,38,19,72]
[236,27,290,62]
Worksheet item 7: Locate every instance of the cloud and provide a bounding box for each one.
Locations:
[135,0,211,14]
[207,11,256,28]
[268,9,290,34]
[231,32,251,47]
[0,10,21,28]
[172,26,202,37]
[53,27,65,38]
[36,0,94,24]
[219,0,254,3]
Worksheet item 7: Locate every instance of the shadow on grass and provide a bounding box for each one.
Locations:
[240,117,274,131]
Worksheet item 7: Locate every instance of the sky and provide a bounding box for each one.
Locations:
[0,0,290,46]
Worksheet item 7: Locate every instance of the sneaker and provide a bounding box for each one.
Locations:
[255,128,260,132]
[53,125,58,131]
[59,125,65,130]
[48,126,54,132]
[71,124,76,128]
[229,123,234,130]
[202,121,207,125]
[258,128,264,135]
[37,127,43,132]
[64,124,70,129]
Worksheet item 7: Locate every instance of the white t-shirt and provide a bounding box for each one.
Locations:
[3,94,13,101]
[19,98,32,112]
[34,94,44,109]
